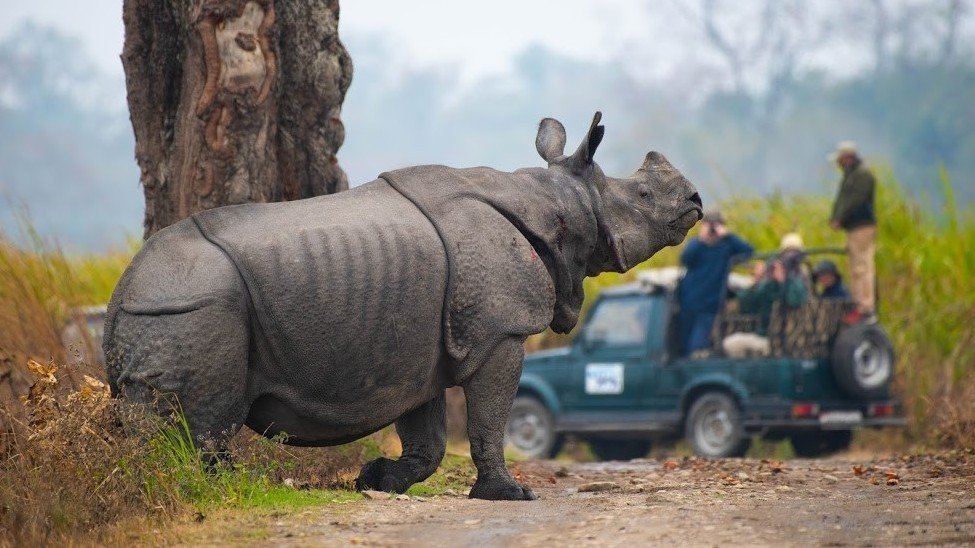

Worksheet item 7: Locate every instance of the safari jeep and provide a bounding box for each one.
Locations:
[504,250,905,460]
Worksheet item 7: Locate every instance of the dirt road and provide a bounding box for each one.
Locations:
[171,452,974,546]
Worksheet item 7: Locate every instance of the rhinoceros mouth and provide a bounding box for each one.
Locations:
[666,205,702,245]
[668,205,703,231]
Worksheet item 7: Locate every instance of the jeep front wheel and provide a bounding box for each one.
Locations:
[685,392,750,458]
[505,396,562,459]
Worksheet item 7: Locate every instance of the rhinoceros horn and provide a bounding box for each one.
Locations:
[569,111,605,169]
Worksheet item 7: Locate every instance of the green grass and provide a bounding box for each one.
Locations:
[405,452,476,496]
[233,487,361,508]
[136,413,363,512]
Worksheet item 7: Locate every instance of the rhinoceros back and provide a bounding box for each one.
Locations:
[190,180,448,410]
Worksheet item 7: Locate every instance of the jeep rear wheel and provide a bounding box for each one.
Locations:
[505,397,562,459]
[685,392,750,458]
[589,439,652,461]
[790,430,852,458]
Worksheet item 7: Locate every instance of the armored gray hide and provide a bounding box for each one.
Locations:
[105,112,702,500]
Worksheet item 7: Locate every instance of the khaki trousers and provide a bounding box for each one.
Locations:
[847,225,876,312]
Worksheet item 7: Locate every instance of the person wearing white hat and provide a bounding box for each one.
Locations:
[828,141,877,322]
[780,232,804,251]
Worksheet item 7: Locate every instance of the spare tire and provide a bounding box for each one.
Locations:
[831,323,894,398]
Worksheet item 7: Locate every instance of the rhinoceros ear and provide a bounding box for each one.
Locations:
[569,111,604,171]
[536,118,567,164]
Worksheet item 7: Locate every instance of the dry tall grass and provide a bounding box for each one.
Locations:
[1,361,162,544]
[0,230,129,405]
[0,358,383,544]
[0,229,380,544]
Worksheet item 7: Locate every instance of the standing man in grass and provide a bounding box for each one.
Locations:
[829,141,877,323]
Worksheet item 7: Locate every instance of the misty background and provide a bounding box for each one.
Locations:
[1,0,973,250]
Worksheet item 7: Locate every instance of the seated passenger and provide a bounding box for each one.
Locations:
[779,232,810,287]
[812,259,851,300]
[723,259,808,358]
[739,259,808,335]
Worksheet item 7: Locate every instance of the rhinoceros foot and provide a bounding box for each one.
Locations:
[355,457,414,494]
[469,476,537,501]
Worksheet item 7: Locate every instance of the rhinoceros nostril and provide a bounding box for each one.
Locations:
[689,192,702,208]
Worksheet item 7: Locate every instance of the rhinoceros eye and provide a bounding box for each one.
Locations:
[638,183,651,198]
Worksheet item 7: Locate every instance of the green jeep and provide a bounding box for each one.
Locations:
[504,250,904,461]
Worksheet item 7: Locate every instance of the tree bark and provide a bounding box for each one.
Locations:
[122,0,352,237]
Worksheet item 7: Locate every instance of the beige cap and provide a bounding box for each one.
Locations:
[828,140,859,162]
[780,232,804,250]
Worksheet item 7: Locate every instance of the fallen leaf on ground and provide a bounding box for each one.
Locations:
[721,475,739,486]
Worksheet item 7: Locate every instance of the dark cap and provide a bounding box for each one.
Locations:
[812,259,841,280]
[702,208,725,225]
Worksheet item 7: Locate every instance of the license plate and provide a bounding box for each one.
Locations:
[819,410,863,426]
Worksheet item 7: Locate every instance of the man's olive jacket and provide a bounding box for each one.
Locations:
[830,161,876,230]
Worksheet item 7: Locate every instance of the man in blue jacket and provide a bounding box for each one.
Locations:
[677,209,754,356]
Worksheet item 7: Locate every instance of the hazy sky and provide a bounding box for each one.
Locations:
[3,0,654,84]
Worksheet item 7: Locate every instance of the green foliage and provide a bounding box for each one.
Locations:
[405,452,476,496]
[139,414,360,511]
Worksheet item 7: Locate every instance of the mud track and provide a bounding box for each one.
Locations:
[175,452,975,546]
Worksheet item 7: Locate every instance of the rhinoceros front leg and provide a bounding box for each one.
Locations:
[355,393,447,493]
[465,337,537,501]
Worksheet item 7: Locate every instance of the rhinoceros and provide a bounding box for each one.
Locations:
[104,112,702,500]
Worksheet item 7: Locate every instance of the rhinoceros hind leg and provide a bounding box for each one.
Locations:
[464,337,537,501]
[355,393,447,493]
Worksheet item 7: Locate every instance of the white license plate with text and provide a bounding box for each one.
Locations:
[819,410,863,426]
[585,363,624,395]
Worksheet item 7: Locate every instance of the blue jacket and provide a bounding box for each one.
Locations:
[678,234,753,314]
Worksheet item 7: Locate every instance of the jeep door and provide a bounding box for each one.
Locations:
[564,295,659,410]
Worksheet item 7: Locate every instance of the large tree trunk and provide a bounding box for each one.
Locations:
[122,0,352,237]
